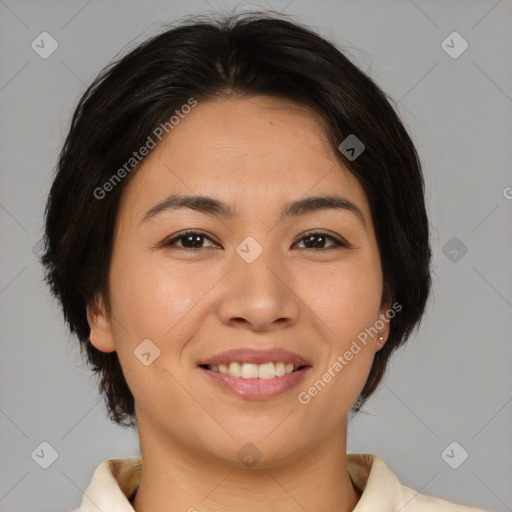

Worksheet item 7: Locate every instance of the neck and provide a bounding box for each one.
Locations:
[132,417,361,512]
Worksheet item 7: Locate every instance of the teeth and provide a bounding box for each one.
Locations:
[258,362,275,379]
[241,363,259,379]
[207,361,302,379]
[228,362,242,377]
[275,362,285,377]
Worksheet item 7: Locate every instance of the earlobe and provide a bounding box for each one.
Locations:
[86,296,116,353]
[375,303,392,352]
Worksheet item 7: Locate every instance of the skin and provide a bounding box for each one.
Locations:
[87,96,390,512]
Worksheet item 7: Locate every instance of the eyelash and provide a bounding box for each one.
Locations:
[162,229,349,251]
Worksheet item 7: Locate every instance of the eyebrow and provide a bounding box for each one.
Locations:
[140,193,367,230]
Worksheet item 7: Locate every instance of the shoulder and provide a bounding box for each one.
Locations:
[70,456,142,511]
[397,480,490,511]
[349,454,490,512]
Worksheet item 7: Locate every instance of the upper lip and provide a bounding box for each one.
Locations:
[199,348,311,367]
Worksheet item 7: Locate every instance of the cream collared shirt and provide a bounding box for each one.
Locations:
[72,453,489,511]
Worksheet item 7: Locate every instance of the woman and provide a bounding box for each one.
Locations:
[41,12,489,512]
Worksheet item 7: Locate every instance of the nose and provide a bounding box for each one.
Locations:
[216,246,301,332]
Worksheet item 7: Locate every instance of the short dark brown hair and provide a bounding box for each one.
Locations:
[42,12,432,427]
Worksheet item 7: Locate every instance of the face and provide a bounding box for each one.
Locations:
[87,96,390,467]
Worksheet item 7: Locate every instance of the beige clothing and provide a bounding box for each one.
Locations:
[72,453,489,511]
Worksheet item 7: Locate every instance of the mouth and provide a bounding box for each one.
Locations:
[197,348,312,399]
[199,361,307,379]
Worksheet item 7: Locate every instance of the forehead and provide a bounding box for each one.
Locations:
[117,96,371,226]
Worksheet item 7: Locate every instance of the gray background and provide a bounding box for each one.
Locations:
[1,0,511,511]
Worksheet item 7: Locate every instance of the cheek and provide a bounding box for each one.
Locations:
[109,248,202,339]
[296,258,381,404]
[300,258,383,339]
[107,254,198,414]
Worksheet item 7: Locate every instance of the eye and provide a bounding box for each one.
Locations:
[163,230,218,250]
[293,231,349,250]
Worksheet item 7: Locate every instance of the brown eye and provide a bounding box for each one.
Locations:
[164,231,217,250]
[295,231,348,250]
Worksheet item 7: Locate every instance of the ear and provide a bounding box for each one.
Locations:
[86,295,116,353]
[375,302,392,353]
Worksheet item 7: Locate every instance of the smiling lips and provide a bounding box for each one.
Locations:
[198,348,312,399]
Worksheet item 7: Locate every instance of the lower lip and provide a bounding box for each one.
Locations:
[198,367,311,399]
